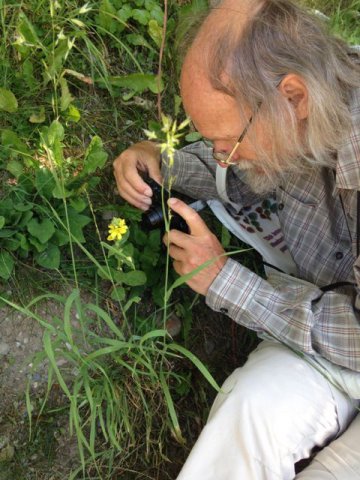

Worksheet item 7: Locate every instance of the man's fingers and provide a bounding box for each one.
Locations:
[168,198,208,236]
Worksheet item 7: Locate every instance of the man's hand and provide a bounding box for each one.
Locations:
[163,198,227,296]
[113,141,162,211]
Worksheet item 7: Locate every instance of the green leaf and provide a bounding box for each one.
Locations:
[6,159,24,178]
[110,286,126,302]
[59,77,73,112]
[52,183,72,199]
[29,106,46,123]
[70,197,87,213]
[83,136,108,175]
[45,37,74,82]
[125,33,153,49]
[21,58,37,90]
[0,88,18,113]
[115,270,147,286]
[97,0,118,33]
[17,12,42,46]
[27,218,55,244]
[35,169,56,199]
[53,230,69,247]
[47,120,65,144]
[97,73,163,94]
[0,217,5,229]
[61,208,91,243]
[0,250,14,280]
[148,19,162,47]
[185,131,202,142]
[131,8,150,25]
[65,104,81,123]
[28,236,47,252]
[117,4,132,23]
[35,244,60,269]
[148,4,163,24]
[1,130,31,162]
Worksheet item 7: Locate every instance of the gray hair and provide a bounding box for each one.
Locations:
[186,0,360,174]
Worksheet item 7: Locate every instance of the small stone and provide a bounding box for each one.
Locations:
[165,315,182,337]
[204,338,215,355]
[0,444,15,462]
[0,342,10,356]
[102,210,118,221]
[56,359,68,367]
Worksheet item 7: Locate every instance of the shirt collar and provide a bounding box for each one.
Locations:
[335,87,360,191]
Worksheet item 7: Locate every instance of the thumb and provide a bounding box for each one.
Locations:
[168,198,209,236]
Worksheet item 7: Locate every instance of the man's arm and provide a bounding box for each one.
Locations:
[206,258,360,373]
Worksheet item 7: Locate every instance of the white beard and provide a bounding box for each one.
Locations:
[239,168,282,194]
[235,160,284,194]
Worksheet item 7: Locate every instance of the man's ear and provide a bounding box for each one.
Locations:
[278,74,308,120]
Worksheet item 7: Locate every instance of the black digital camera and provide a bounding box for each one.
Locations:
[141,177,190,233]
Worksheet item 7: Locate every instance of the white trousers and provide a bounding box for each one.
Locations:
[176,340,360,480]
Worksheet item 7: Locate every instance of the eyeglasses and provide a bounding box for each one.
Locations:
[203,102,262,166]
[213,115,256,165]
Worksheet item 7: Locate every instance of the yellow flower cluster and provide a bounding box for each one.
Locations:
[107,217,128,242]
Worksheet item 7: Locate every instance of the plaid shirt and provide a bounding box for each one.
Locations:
[162,87,360,374]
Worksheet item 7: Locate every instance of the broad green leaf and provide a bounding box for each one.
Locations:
[118,4,132,23]
[29,107,46,123]
[148,4,163,24]
[0,229,16,238]
[35,244,60,269]
[59,77,73,112]
[125,33,152,49]
[6,159,23,178]
[0,250,14,280]
[110,286,126,302]
[61,208,91,243]
[49,120,65,142]
[70,197,87,213]
[148,19,162,47]
[28,236,47,252]
[114,270,147,286]
[3,238,20,251]
[17,210,33,228]
[52,183,72,199]
[66,104,81,123]
[0,217,5,229]
[45,37,74,81]
[35,169,56,199]
[131,8,150,25]
[83,136,108,175]
[185,131,202,142]
[1,130,31,161]
[17,12,42,46]
[21,58,37,90]
[0,88,18,113]
[27,218,55,244]
[97,73,163,94]
[97,0,118,33]
[53,230,69,247]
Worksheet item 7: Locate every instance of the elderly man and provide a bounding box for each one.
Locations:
[114,0,360,478]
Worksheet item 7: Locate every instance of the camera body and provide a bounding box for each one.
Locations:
[140,177,190,233]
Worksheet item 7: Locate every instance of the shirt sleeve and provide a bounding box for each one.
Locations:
[206,258,360,372]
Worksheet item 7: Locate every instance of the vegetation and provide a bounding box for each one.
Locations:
[0,0,359,478]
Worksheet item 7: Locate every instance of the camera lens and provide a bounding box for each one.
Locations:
[141,206,165,230]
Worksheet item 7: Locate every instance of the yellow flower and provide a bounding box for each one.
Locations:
[107,218,128,242]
